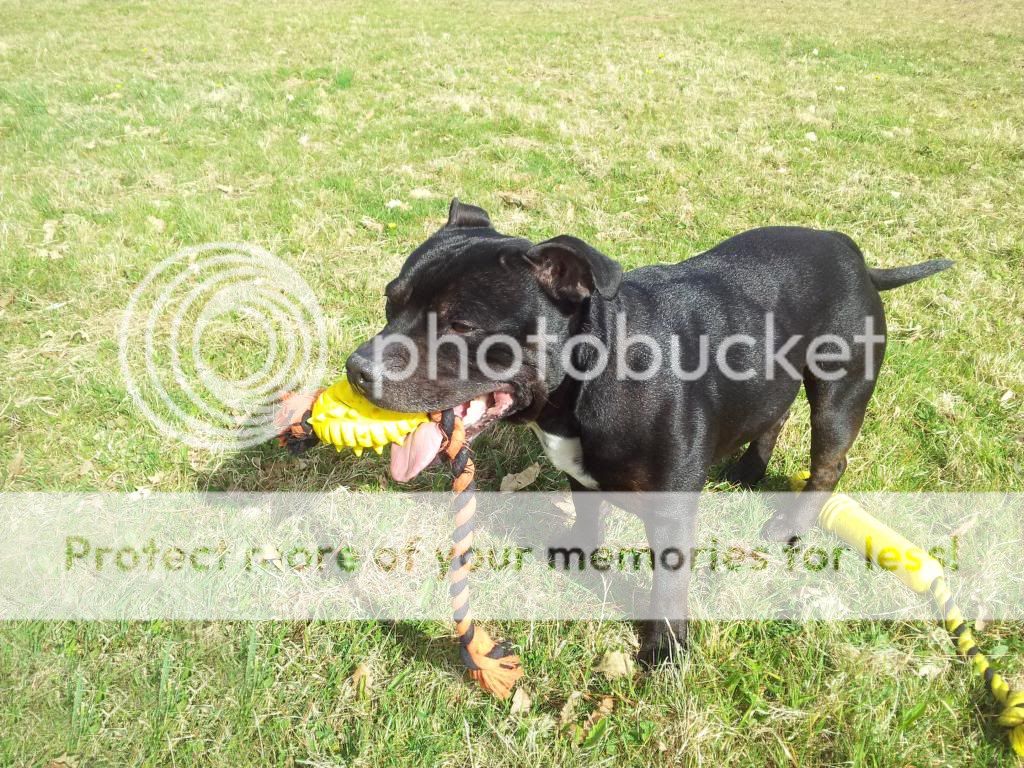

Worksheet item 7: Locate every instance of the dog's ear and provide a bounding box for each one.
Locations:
[524,235,622,302]
[445,198,491,229]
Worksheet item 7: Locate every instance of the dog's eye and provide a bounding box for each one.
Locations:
[448,320,477,334]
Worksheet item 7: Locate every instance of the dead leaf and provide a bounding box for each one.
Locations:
[500,462,541,492]
[255,544,284,571]
[409,187,434,199]
[79,460,95,476]
[509,686,532,715]
[146,216,166,233]
[917,662,944,679]
[360,216,384,233]
[216,184,235,195]
[579,696,614,742]
[559,691,583,729]
[553,497,575,516]
[1001,389,1015,405]
[936,392,960,420]
[42,219,58,243]
[351,662,372,699]
[45,756,79,768]
[128,487,152,502]
[975,602,990,633]
[949,513,979,539]
[0,291,13,309]
[7,449,25,480]
[595,650,633,680]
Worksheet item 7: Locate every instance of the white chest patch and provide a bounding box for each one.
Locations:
[528,424,600,489]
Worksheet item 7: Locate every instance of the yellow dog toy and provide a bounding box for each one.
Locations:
[310,379,428,455]
[791,471,1024,758]
[275,379,427,454]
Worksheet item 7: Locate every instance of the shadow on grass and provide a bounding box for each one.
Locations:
[189,436,552,679]
[190,437,797,680]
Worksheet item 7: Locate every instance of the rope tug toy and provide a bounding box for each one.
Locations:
[275,382,523,699]
[435,409,524,699]
[790,471,1024,757]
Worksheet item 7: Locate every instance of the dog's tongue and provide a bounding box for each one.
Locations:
[389,420,444,482]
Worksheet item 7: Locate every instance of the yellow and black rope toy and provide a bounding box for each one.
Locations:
[436,409,524,699]
[791,471,1024,757]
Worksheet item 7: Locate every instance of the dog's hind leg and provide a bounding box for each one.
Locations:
[725,409,791,488]
[761,375,877,541]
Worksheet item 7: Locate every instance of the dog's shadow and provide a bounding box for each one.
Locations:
[472,495,652,612]
[191,436,610,675]
[196,443,404,493]
[194,439,789,674]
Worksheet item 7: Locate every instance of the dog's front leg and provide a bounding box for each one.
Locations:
[637,499,699,667]
[565,476,606,550]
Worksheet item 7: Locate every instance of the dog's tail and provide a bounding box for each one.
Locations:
[868,259,954,291]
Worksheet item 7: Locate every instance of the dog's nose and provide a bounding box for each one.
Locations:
[346,351,383,396]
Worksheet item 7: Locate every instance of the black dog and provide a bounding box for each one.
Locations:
[346,199,952,664]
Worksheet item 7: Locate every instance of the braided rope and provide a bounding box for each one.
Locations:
[435,410,524,699]
[930,575,1024,756]
[274,390,323,453]
[791,473,1024,757]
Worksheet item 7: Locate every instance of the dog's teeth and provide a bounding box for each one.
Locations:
[465,398,486,424]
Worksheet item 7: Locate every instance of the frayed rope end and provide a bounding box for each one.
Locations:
[463,626,524,700]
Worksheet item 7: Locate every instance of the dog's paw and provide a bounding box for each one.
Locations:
[637,622,688,669]
[637,636,686,669]
[759,513,810,544]
[724,461,764,489]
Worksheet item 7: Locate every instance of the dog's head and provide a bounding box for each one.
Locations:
[346,199,622,480]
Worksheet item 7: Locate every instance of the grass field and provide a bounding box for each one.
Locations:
[2,0,1024,765]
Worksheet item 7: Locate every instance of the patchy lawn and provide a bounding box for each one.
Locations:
[1,0,1023,765]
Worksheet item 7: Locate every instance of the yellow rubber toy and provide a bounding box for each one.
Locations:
[308,379,428,456]
[791,470,1024,758]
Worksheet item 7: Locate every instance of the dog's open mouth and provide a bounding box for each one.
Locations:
[453,388,517,437]
[389,387,519,483]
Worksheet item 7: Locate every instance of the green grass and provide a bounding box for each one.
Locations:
[2,0,1024,765]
